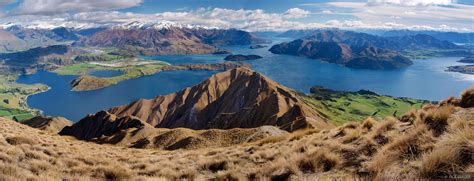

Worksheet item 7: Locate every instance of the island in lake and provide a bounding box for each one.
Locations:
[224,54,263,61]
[458,56,474,63]
[446,65,474,75]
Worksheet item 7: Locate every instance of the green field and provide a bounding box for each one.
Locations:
[402,49,474,59]
[0,108,34,121]
[55,61,170,90]
[0,74,47,121]
[302,89,428,125]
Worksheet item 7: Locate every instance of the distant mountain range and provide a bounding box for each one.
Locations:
[75,22,266,55]
[1,22,473,71]
[279,29,474,44]
[0,22,266,55]
[381,30,474,44]
[270,30,469,70]
[0,25,81,52]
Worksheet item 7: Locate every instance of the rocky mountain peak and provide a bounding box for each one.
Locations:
[72,68,331,132]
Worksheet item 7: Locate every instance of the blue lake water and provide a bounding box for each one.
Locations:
[17,70,218,121]
[147,45,474,101]
[88,70,123,78]
[17,43,474,122]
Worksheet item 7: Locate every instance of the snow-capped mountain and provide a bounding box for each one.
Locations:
[112,21,220,30]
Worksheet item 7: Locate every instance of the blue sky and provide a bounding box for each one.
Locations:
[0,0,472,32]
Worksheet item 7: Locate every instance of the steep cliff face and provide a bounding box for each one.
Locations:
[69,68,331,132]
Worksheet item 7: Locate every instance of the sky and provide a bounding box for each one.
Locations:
[0,0,472,32]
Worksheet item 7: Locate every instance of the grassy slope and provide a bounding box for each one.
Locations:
[0,101,471,180]
[302,90,428,125]
[54,61,169,86]
[402,49,474,59]
[0,75,48,121]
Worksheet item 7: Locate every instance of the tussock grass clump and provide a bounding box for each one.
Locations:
[366,126,435,175]
[420,127,474,178]
[400,109,418,124]
[289,129,320,141]
[459,87,474,108]
[255,135,287,146]
[92,166,133,180]
[373,117,397,136]
[201,160,228,173]
[361,117,377,131]
[370,117,398,145]
[6,136,37,145]
[295,148,342,173]
[439,96,460,107]
[419,106,454,137]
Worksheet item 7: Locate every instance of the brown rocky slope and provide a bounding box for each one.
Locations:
[88,68,331,131]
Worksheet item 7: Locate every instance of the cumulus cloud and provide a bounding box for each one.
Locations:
[12,0,142,15]
[326,2,473,32]
[282,8,310,19]
[368,0,456,6]
[0,5,472,32]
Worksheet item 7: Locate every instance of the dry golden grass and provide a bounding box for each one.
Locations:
[420,126,474,177]
[0,90,473,180]
[418,105,454,136]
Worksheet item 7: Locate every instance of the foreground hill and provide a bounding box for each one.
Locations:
[1,87,472,180]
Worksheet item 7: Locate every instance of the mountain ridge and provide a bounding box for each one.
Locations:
[61,68,332,138]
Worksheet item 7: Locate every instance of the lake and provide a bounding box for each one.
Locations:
[17,70,218,121]
[17,44,474,122]
[88,70,124,78]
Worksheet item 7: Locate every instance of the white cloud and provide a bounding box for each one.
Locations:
[282,8,310,19]
[327,2,473,31]
[368,0,456,6]
[12,0,142,15]
[321,10,333,14]
[0,5,472,32]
